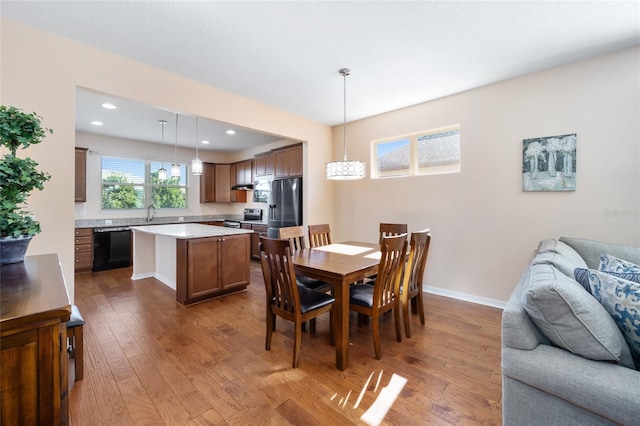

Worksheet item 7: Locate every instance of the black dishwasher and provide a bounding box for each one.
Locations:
[92,227,131,272]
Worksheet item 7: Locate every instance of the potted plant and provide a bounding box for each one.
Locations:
[0,105,52,264]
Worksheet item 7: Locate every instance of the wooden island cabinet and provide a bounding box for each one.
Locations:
[0,254,71,425]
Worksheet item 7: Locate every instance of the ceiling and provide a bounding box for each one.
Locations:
[2,1,639,151]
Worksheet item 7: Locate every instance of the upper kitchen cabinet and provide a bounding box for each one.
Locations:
[254,153,274,178]
[200,162,231,203]
[274,144,302,179]
[229,163,247,203]
[75,147,88,202]
[235,160,253,185]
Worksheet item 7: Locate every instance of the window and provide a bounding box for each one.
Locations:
[101,156,188,209]
[372,125,460,178]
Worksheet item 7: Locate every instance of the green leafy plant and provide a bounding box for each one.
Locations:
[0,105,52,237]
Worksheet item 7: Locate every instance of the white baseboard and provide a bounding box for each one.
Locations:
[423,286,506,310]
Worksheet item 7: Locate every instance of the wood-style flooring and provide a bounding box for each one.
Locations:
[69,262,503,425]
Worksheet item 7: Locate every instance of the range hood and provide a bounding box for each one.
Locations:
[231,184,254,191]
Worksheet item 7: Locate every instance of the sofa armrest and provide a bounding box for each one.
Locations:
[502,345,640,425]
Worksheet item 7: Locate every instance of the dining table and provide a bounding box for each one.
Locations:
[291,241,382,371]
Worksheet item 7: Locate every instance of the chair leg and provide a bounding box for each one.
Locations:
[309,318,316,335]
[74,325,84,381]
[293,320,302,368]
[393,307,402,343]
[330,309,335,347]
[266,312,274,350]
[372,315,381,360]
[417,293,425,325]
[403,300,412,339]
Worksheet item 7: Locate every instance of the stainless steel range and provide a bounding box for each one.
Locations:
[222,209,262,228]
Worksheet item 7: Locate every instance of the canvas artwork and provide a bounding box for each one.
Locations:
[522,133,576,192]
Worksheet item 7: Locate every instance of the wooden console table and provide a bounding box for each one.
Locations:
[0,254,71,425]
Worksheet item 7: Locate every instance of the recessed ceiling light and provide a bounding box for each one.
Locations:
[226,130,236,135]
[201,140,210,144]
[91,121,104,126]
[101,103,117,109]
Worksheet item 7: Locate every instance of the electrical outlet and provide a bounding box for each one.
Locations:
[178,216,184,222]
[105,219,113,225]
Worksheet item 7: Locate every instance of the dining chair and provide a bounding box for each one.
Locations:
[400,229,431,338]
[308,224,332,248]
[259,237,335,368]
[349,233,408,359]
[278,226,333,334]
[378,223,408,244]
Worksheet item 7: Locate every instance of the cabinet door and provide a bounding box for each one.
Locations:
[186,238,220,299]
[200,162,216,203]
[288,145,303,177]
[240,160,253,184]
[219,234,250,290]
[254,154,274,177]
[75,148,87,202]
[214,164,231,202]
[274,149,290,178]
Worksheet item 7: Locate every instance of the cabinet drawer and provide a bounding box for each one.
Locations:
[75,228,92,237]
[252,224,268,232]
[74,252,92,269]
[75,243,92,254]
[74,236,92,246]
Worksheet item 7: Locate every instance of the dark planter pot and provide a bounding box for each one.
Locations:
[0,235,34,265]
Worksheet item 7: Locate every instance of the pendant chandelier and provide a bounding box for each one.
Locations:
[171,113,180,178]
[191,117,203,175]
[157,120,167,181]
[325,68,366,180]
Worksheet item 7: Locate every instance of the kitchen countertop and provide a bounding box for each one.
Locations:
[130,223,253,239]
[75,215,267,229]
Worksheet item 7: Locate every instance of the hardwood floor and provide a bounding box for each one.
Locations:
[70,262,503,425]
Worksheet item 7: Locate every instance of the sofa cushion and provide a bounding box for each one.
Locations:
[523,264,635,368]
[559,237,640,270]
[533,251,584,279]
[586,269,640,367]
[537,239,588,271]
[599,254,640,274]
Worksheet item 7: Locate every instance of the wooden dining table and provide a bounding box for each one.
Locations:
[291,241,381,370]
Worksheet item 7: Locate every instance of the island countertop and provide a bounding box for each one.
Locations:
[130,223,253,239]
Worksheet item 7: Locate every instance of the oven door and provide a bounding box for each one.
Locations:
[223,220,241,228]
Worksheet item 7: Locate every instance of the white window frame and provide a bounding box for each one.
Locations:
[371,124,460,179]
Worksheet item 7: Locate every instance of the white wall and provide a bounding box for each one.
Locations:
[1,18,334,302]
[332,46,640,304]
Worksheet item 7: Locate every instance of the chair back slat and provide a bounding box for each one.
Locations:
[308,224,332,248]
[373,234,408,310]
[278,226,307,251]
[259,237,300,317]
[379,223,408,244]
[403,230,431,297]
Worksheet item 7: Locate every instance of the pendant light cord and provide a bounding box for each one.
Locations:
[341,68,349,161]
[174,113,178,163]
[195,118,199,157]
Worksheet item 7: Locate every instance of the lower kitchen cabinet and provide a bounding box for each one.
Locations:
[176,233,250,305]
[74,228,93,273]
[250,224,268,260]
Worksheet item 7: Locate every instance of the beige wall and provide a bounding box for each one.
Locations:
[331,46,640,304]
[1,18,334,302]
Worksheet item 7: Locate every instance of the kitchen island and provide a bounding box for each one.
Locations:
[130,223,253,305]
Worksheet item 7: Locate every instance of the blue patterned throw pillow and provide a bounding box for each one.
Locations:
[587,269,640,366]
[599,254,640,274]
[575,268,640,291]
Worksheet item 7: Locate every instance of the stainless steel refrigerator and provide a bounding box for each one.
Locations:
[267,177,302,238]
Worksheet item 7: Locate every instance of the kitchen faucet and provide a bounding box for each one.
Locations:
[146,204,156,222]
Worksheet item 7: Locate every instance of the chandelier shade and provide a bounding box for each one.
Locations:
[158,119,167,182]
[325,68,365,180]
[192,117,203,175]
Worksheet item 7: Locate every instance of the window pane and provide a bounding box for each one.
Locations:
[152,187,187,208]
[376,139,410,177]
[417,128,460,174]
[102,184,145,209]
[102,157,145,184]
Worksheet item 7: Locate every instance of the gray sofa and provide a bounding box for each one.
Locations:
[501,237,640,425]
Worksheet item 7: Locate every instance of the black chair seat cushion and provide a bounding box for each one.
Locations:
[350,284,374,308]
[297,285,335,314]
[296,275,332,292]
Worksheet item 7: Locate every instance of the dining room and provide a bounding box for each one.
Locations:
[68,224,503,425]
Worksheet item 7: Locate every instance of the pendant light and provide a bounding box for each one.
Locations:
[191,117,203,175]
[157,120,167,181]
[325,68,366,180]
[171,113,180,178]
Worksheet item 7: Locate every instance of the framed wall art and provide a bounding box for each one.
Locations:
[522,133,576,192]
